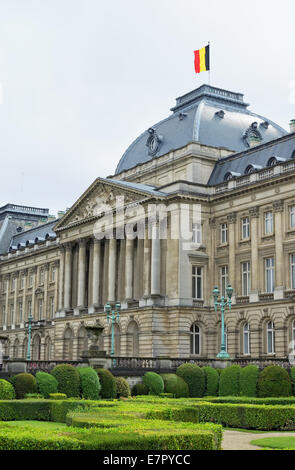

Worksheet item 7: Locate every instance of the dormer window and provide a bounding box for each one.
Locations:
[245,165,255,175]
[267,157,277,167]
[224,172,233,182]
[291,150,295,159]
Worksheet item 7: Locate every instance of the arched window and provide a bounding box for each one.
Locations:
[114,323,121,356]
[224,172,233,182]
[190,323,201,355]
[126,321,139,357]
[267,157,277,167]
[22,338,28,359]
[267,321,275,354]
[32,334,41,360]
[13,338,19,358]
[77,326,88,359]
[44,336,52,360]
[243,323,250,355]
[63,327,73,360]
[245,165,255,175]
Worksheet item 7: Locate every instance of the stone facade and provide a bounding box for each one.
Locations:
[1,85,295,362]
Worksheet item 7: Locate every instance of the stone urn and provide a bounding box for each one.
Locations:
[82,324,106,358]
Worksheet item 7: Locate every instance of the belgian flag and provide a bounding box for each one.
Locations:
[194,44,210,74]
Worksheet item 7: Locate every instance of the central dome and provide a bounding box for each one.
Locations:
[115,84,287,174]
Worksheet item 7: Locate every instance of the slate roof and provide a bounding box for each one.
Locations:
[10,220,57,250]
[100,177,167,197]
[115,84,287,174]
[208,132,295,186]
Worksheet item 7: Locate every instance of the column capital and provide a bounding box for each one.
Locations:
[249,206,260,218]
[77,238,87,246]
[209,217,216,228]
[227,213,237,224]
[273,199,284,212]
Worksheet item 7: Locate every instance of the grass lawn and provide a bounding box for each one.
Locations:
[251,436,295,449]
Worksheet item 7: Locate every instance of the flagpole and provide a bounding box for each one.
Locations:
[208,41,211,86]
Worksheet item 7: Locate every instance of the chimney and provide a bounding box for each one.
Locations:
[290,120,295,133]
[58,211,66,219]
[249,135,262,148]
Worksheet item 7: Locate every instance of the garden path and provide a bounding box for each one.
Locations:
[222,431,295,450]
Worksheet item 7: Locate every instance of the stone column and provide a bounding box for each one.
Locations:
[108,238,116,303]
[209,218,216,306]
[249,207,259,302]
[143,226,151,297]
[43,264,49,320]
[151,223,161,296]
[31,268,37,320]
[21,270,27,328]
[77,239,87,309]
[64,243,72,311]
[53,262,59,316]
[125,238,133,301]
[13,272,19,328]
[227,213,236,302]
[4,275,9,329]
[273,200,284,299]
[92,239,101,308]
[58,248,65,312]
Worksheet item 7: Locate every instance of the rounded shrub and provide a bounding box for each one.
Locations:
[203,367,219,396]
[0,379,15,400]
[258,365,292,398]
[219,365,241,396]
[160,373,189,398]
[290,368,295,396]
[176,363,205,397]
[131,383,149,396]
[14,373,37,399]
[115,377,131,398]
[239,365,259,397]
[36,372,58,398]
[96,369,116,399]
[51,364,80,398]
[142,372,164,396]
[77,367,101,400]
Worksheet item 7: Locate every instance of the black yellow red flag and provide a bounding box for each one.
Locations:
[194,45,210,73]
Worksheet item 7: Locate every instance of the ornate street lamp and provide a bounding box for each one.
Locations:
[26,312,33,361]
[104,301,121,364]
[213,284,233,359]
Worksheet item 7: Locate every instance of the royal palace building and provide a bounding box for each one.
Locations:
[1,84,295,363]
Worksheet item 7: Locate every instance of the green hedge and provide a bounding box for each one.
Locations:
[143,372,164,396]
[115,377,131,398]
[0,400,51,421]
[0,380,15,400]
[161,374,189,398]
[131,383,148,396]
[176,363,205,397]
[14,373,37,399]
[202,396,295,405]
[77,367,101,400]
[36,372,58,398]
[219,365,240,397]
[51,364,80,398]
[203,367,219,396]
[239,365,259,397]
[258,366,292,398]
[96,369,117,399]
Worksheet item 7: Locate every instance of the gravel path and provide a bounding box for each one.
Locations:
[222,430,295,450]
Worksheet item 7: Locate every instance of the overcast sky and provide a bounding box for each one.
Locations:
[0,0,294,215]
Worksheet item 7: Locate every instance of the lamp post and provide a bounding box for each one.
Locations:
[213,284,233,359]
[26,312,33,361]
[104,301,121,365]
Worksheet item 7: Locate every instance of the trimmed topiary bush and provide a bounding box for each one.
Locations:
[239,365,259,397]
[258,366,292,398]
[142,372,164,396]
[290,368,295,396]
[36,372,58,398]
[131,383,149,396]
[0,379,15,400]
[203,367,219,396]
[51,364,80,398]
[14,373,37,399]
[161,374,189,398]
[176,363,205,398]
[96,369,116,399]
[115,377,131,398]
[219,365,241,397]
[77,367,101,400]
[49,393,67,400]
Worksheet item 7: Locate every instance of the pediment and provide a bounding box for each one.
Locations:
[54,178,153,231]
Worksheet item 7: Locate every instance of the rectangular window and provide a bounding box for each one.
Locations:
[220,223,228,244]
[291,205,295,229]
[220,266,229,297]
[50,297,55,318]
[241,217,250,239]
[291,254,295,290]
[20,276,25,289]
[10,304,14,324]
[29,274,33,287]
[38,299,43,320]
[28,300,32,317]
[51,267,56,282]
[192,266,203,299]
[192,223,202,244]
[2,306,6,325]
[39,269,44,285]
[265,257,275,293]
[11,277,16,291]
[265,211,273,234]
[242,262,251,296]
[19,302,23,323]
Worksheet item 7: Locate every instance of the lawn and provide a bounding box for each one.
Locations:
[251,436,295,449]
